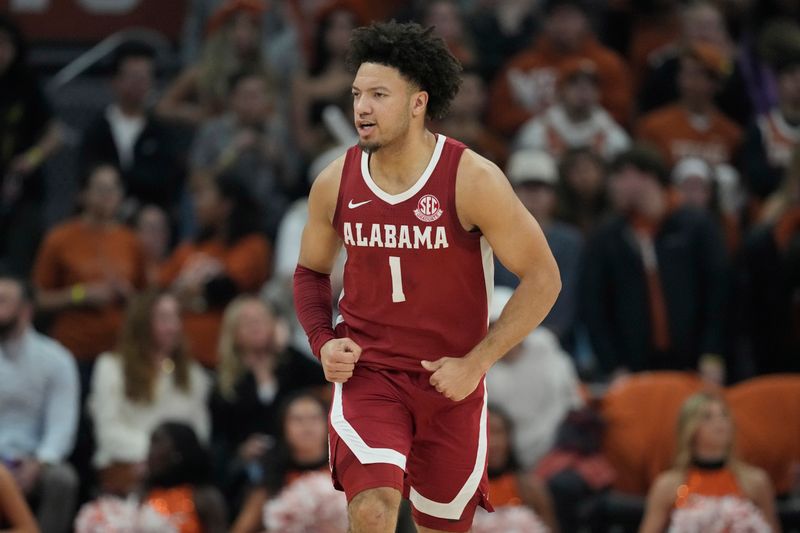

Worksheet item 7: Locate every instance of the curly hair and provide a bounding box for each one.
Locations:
[346,20,462,120]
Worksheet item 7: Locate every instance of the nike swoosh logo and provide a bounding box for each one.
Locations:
[348,199,372,209]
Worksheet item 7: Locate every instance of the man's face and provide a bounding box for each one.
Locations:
[113,57,153,110]
[0,280,26,340]
[778,64,800,108]
[561,75,599,115]
[545,6,589,50]
[231,76,270,125]
[515,181,557,221]
[352,62,420,153]
[678,56,718,103]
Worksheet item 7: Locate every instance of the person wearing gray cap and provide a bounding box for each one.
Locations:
[497,149,583,348]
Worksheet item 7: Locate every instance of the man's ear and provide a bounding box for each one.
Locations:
[411,90,429,119]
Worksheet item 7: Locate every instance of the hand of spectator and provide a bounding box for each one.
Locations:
[421,357,483,402]
[238,434,272,461]
[306,69,352,99]
[232,129,260,152]
[176,255,225,291]
[320,338,361,383]
[9,150,41,176]
[15,458,41,495]
[608,367,631,390]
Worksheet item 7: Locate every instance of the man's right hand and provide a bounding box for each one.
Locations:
[320,338,362,383]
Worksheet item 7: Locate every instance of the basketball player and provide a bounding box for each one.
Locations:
[293,21,561,533]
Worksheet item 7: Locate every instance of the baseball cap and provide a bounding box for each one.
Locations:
[506,149,558,187]
[559,57,599,86]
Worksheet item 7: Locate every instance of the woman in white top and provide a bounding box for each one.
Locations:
[88,289,210,495]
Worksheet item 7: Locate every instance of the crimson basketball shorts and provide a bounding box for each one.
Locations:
[328,364,492,532]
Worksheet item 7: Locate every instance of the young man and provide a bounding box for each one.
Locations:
[293,21,560,533]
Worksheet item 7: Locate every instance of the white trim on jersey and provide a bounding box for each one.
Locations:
[330,382,408,470]
[480,237,494,327]
[408,380,489,520]
[360,134,447,205]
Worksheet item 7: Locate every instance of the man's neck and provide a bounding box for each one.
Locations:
[368,129,437,193]
[780,102,800,125]
[564,105,593,123]
[682,97,713,117]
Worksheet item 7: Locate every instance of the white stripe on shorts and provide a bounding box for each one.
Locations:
[408,380,488,520]
[331,381,407,470]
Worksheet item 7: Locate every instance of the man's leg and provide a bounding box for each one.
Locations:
[36,462,79,533]
[348,487,402,533]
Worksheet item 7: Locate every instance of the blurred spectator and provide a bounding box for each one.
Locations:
[78,42,184,221]
[487,286,584,470]
[740,147,800,374]
[230,391,332,533]
[189,70,293,239]
[157,0,270,126]
[472,405,558,533]
[0,15,64,277]
[88,290,211,496]
[514,58,630,161]
[581,146,729,376]
[638,1,753,126]
[639,392,779,532]
[488,0,631,138]
[672,157,741,255]
[556,147,609,235]
[743,41,800,199]
[290,2,361,157]
[33,165,146,369]
[422,0,477,69]
[75,422,226,533]
[468,0,540,82]
[637,43,743,167]
[0,274,79,533]
[0,463,38,533]
[159,174,271,367]
[211,296,326,508]
[498,150,583,344]
[264,147,347,358]
[134,205,172,286]
[430,69,508,168]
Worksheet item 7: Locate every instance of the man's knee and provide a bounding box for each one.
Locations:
[349,487,401,532]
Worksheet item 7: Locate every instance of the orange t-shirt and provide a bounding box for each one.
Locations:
[159,234,271,367]
[32,219,146,361]
[146,486,202,533]
[488,35,632,137]
[674,467,743,509]
[489,473,524,508]
[637,104,743,166]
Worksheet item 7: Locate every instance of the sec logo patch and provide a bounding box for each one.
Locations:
[414,194,443,222]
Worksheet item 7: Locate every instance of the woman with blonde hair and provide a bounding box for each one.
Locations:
[211,295,325,510]
[639,392,780,532]
[88,290,211,495]
[156,0,271,125]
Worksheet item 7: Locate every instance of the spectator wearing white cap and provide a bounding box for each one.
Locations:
[486,286,584,470]
[497,149,584,347]
[513,58,631,161]
[672,157,741,254]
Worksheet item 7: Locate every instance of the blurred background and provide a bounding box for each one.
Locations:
[0,0,799,531]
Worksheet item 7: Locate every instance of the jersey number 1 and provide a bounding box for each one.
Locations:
[389,256,406,303]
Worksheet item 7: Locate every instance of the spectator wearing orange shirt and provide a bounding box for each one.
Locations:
[33,164,146,366]
[487,0,632,139]
[160,174,271,368]
[637,43,743,168]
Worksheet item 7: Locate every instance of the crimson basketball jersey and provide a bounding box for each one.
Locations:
[332,134,494,373]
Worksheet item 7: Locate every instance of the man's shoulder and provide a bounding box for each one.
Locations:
[26,330,75,367]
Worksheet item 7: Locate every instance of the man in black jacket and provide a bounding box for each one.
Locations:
[581,145,729,376]
[79,42,184,220]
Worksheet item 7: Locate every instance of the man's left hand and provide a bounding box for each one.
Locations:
[421,357,483,402]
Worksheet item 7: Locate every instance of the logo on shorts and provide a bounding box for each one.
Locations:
[414,194,443,222]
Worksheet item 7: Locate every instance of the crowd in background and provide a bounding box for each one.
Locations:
[1,0,800,531]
